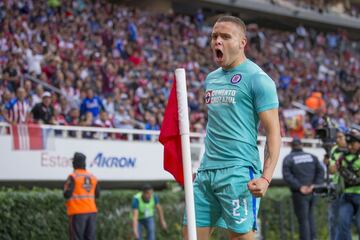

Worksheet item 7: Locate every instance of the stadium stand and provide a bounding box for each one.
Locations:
[270,0,360,17]
[0,0,359,139]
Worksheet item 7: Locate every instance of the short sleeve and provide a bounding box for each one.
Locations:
[132,198,139,209]
[154,194,159,205]
[252,73,279,113]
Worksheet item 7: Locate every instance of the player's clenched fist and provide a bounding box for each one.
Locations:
[247,178,270,197]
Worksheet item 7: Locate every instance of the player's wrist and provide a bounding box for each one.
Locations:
[261,176,271,185]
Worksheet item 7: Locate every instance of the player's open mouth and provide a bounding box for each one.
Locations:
[215,49,223,61]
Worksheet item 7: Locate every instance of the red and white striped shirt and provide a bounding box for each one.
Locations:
[5,98,31,123]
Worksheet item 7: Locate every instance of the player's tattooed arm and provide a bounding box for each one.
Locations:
[259,109,281,182]
[264,141,270,161]
[248,114,280,197]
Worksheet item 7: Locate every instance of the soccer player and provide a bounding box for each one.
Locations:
[183,15,281,240]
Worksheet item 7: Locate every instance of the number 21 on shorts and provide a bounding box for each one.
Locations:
[232,199,248,224]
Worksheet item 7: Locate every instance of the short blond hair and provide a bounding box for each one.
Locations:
[215,15,246,35]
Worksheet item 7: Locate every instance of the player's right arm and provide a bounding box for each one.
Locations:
[260,109,281,184]
[248,108,281,197]
[248,73,280,197]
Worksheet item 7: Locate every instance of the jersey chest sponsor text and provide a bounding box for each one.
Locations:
[205,89,237,105]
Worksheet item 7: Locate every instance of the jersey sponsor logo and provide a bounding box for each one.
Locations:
[205,89,236,104]
[230,74,242,84]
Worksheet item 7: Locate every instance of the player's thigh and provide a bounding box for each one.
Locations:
[215,166,260,234]
[227,230,255,240]
[182,226,214,240]
[183,171,221,227]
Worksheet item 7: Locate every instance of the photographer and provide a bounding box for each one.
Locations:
[282,138,324,240]
[336,129,360,240]
[325,130,347,240]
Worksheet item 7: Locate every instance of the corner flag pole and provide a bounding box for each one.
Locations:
[175,68,197,240]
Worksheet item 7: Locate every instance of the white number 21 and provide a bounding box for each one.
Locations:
[232,199,240,216]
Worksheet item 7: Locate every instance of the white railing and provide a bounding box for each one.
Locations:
[0,122,321,147]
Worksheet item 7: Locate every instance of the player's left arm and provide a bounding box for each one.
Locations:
[248,108,281,197]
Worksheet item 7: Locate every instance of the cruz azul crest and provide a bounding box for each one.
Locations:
[230,74,242,84]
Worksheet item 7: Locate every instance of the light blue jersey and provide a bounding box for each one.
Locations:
[199,59,279,172]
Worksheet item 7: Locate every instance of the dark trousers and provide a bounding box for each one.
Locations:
[292,192,317,240]
[336,193,360,240]
[328,195,341,240]
[69,213,96,240]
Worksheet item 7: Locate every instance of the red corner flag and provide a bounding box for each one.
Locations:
[159,80,184,185]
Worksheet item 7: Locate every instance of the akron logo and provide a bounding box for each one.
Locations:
[230,74,242,84]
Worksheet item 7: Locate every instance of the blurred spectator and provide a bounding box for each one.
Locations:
[66,107,81,138]
[271,0,359,18]
[53,105,67,126]
[93,111,114,139]
[144,115,160,141]
[305,92,326,113]
[80,88,105,120]
[2,59,21,92]
[114,105,135,130]
[24,44,46,76]
[80,112,95,139]
[66,108,81,126]
[0,90,12,117]
[24,80,33,99]
[32,85,44,107]
[103,95,115,119]
[31,91,55,124]
[2,87,31,124]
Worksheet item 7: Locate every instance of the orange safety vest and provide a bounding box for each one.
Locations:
[66,169,98,216]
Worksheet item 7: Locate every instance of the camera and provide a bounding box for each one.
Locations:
[314,117,338,198]
[312,183,337,198]
[315,127,337,143]
[315,118,337,153]
[338,167,360,187]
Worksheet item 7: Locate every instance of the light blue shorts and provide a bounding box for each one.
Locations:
[183,166,261,234]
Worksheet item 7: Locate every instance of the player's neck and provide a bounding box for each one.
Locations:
[223,53,247,70]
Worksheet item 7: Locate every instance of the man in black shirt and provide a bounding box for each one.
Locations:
[282,138,324,240]
[31,91,55,124]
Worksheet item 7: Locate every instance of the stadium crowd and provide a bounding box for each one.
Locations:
[0,0,359,139]
[269,0,360,18]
